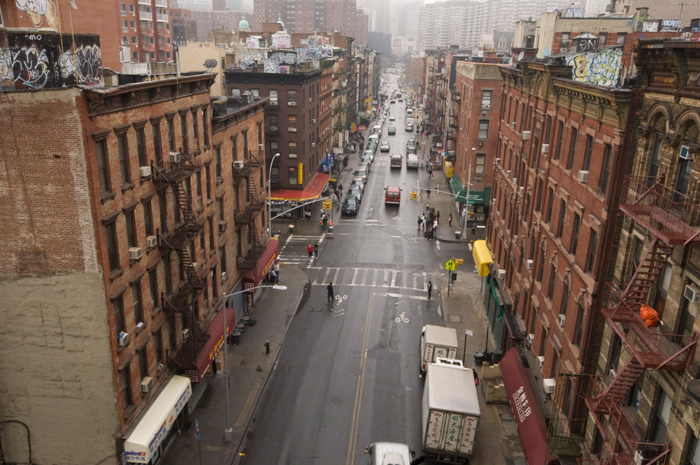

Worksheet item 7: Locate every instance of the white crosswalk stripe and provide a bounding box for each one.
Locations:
[277,233,325,266]
[309,267,430,292]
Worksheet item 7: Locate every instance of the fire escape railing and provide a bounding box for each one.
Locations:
[232,155,267,271]
[584,175,700,464]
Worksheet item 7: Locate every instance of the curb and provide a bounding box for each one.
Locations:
[231,274,311,465]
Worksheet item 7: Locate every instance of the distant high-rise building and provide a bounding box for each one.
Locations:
[171,0,212,9]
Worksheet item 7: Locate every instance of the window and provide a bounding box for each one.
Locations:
[475,153,486,175]
[138,347,148,380]
[148,266,159,308]
[126,210,137,248]
[122,19,129,32]
[133,51,138,60]
[219,245,227,273]
[180,113,188,154]
[120,3,127,16]
[120,366,133,408]
[567,128,577,170]
[167,117,175,152]
[288,115,297,130]
[208,217,215,252]
[218,197,224,221]
[615,33,626,46]
[582,135,593,171]
[687,434,700,465]
[132,281,144,324]
[481,90,492,108]
[106,221,120,272]
[118,133,131,184]
[154,329,163,367]
[242,131,248,159]
[270,114,279,128]
[136,127,147,167]
[560,281,570,316]
[651,391,672,443]
[599,144,612,195]
[535,179,543,212]
[231,135,237,163]
[288,166,297,185]
[545,116,552,143]
[560,32,571,52]
[143,199,153,237]
[131,36,137,44]
[215,146,222,178]
[545,188,555,223]
[678,287,697,339]
[257,122,263,145]
[196,171,202,205]
[570,213,581,254]
[478,120,489,139]
[557,199,567,238]
[113,294,126,334]
[205,164,212,200]
[574,301,585,346]
[288,90,297,104]
[269,90,278,102]
[202,107,209,147]
[288,141,297,156]
[152,122,163,167]
[192,110,199,144]
[96,139,111,193]
[554,121,564,161]
[129,4,135,13]
[547,264,556,299]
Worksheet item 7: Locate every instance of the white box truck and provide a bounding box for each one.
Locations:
[406,153,420,169]
[420,325,459,376]
[364,442,416,465]
[422,360,480,463]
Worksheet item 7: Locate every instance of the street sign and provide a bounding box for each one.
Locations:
[465,329,473,336]
[445,260,456,271]
[455,259,464,266]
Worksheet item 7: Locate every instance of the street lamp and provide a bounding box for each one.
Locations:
[463,148,475,241]
[220,284,287,441]
[268,152,281,238]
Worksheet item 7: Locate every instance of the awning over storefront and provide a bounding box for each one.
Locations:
[473,240,493,277]
[124,376,192,463]
[242,238,279,290]
[186,308,236,383]
[500,349,556,465]
[269,172,330,202]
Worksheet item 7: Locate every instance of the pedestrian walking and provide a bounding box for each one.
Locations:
[307,242,314,258]
[421,214,426,231]
[322,215,328,231]
[273,259,280,283]
[429,168,433,178]
[425,162,430,173]
[449,213,453,227]
[427,188,431,199]
[314,241,319,257]
[436,211,440,221]
[417,215,423,232]
[327,282,335,304]
[427,281,432,300]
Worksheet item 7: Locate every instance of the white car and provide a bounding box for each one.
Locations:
[389,115,396,121]
[380,141,390,152]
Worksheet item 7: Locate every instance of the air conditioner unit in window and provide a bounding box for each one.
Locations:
[146,235,157,249]
[157,362,165,373]
[269,100,278,106]
[270,125,279,131]
[309,97,313,102]
[258,144,264,151]
[233,160,244,169]
[495,157,501,165]
[543,378,556,394]
[136,322,145,332]
[141,376,153,393]
[118,331,130,347]
[513,235,518,244]
[578,170,589,183]
[311,142,316,147]
[558,314,566,327]
[140,166,152,178]
[219,220,228,232]
[221,271,228,282]
[521,130,531,141]
[497,269,506,280]
[685,284,700,302]
[527,333,535,345]
[288,127,297,132]
[526,259,533,270]
[312,119,317,124]
[182,328,190,341]
[541,143,549,154]
[192,263,200,272]
[506,170,511,177]
[170,151,181,163]
[483,104,491,110]
[511,122,517,130]
[288,101,297,106]
[518,186,524,195]
[537,356,545,368]
[129,247,143,261]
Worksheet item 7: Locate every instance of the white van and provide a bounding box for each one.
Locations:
[406,108,414,117]
[365,442,415,465]
[407,153,419,169]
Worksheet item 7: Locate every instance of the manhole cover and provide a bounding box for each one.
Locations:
[329,396,344,405]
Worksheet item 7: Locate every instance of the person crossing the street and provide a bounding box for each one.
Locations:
[327,282,335,304]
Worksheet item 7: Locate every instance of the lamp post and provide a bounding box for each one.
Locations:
[220,284,287,441]
[463,148,475,241]
[268,152,281,238]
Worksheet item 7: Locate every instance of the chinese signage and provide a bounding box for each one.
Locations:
[512,386,532,423]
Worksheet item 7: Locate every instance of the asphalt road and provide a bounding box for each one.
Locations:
[240,71,466,465]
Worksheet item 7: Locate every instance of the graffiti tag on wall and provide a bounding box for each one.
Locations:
[16,0,58,28]
[567,48,622,87]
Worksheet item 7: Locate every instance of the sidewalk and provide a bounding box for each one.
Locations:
[162,265,310,465]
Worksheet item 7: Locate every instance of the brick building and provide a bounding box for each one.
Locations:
[484,59,633,463]
[117,0,175,63]
[0,27,272,463]
[580,39,700,465]
[171,8,198,45]
[451,61,504,229]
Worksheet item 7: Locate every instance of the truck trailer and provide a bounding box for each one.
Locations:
[420,325,459,376]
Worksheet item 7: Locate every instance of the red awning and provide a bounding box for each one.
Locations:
[269,172,330,202]
[500,348,557,465]
[242,239,279,290]
[190,308,236,383]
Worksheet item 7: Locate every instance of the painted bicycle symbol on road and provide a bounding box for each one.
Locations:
[395,312,409,323]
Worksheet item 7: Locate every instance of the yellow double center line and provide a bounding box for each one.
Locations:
[345,291,376,465]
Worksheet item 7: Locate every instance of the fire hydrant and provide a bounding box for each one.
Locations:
[264,340,270,354]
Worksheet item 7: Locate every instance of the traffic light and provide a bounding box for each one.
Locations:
[409,191,417,200]
[323,200,332,210]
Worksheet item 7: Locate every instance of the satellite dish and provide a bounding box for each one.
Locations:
[203,59,218,71]
[517,51,525,61]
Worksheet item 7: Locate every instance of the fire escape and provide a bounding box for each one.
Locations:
[446,90,460,156]
[232,151,267,270]
[152,152,208,375]
[585,175,700,465]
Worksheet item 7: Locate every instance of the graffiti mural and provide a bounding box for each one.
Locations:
[567,48,622,87]
[15,0,58,28]
[642,21,660,32]
[269,51,297,65]
[271,32,291,49]
[263,59,278,73]
[243,50,265,65]
[563,7,585,18]
[0,30,103,91]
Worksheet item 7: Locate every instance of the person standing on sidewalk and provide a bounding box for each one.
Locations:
[307,242,314,258]
[427,281,432,300]
[327,282,335,304]
[417,215,423,232]
[427,188,431,199]
[449,213,453,227]
[273,259,280,283]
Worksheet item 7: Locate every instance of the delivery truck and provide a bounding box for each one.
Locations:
[422,360,480,463]
[420,325,459,376]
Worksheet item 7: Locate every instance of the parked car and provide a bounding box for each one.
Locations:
[380,141,390,152]
[347,186,363,203]
[407,143,417,154]
[405,122,414,132]
[361,154,374,166]
[388,126,396,135]
[407,138,416,147]
[353,167,369,184]
[341,196,359,215]
[351,177,366,192]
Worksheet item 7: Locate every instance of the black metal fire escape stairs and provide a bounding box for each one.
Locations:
[232,152,267,270]
[585,176,700,465]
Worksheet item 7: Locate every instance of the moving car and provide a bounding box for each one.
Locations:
[390,153,403,169]
[384,185,401,205]
[389,115,396,121]
[407,138,416,147]
[405,122,414,132]
[380,141,390,152]
[407,153,420,169]
[341,196,359,215]
[390,99,396,104]
[347,186,363,203]
[388,126,396,135]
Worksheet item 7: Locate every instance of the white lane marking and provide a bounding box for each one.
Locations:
[390,270,398,288]
[351,268,361,285]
